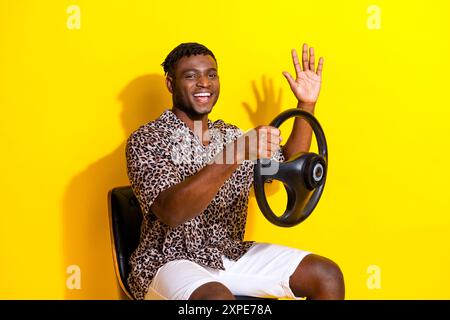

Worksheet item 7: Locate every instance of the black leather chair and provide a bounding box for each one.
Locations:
[108,186,142,299]
[108,186,273,300]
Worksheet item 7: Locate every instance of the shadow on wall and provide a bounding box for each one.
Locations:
[242,76,284,240]
[242,75,283,127]
[63,74,171,299]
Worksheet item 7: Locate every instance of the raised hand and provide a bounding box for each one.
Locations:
[282,43,324,107]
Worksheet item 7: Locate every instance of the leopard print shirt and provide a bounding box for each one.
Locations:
[125,109,284,300]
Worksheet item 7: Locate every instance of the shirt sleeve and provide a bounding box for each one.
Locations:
[125,133,184,218]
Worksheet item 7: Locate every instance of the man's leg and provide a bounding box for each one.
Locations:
[206,243,342,300]
[145,260,233,300]
[189,281,235,300]
[289,254,345,300]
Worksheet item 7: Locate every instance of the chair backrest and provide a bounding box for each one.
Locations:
[107,186,143,299]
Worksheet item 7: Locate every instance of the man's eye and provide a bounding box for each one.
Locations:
[185,74,196,79]
[209,73,217,79]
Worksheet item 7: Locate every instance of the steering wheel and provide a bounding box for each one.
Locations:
[253,108,328,227]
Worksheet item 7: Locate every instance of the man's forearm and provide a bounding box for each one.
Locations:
[151,147,239,228]
[282,102,315,160]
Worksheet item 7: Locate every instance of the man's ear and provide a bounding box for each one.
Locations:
[165,76,174,94]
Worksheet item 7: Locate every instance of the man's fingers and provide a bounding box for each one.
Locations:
[257,126,280,137]
[253,126,281,159]
[316,57,324,77]
[260,127,280,154]
[302,43,309,71]
[270,142,281,150]
[309,47,315,71]
[269,142,281,157]
[292,49,302,78]
[260,143,281,158]
[282,71,296,90]
[268,126,280,136]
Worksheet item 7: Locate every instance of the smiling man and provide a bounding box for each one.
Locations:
[168,53,220,120]
[125,42,345,300]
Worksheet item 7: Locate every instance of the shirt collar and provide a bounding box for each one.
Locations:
[160,109,213,131]
[160,109,219,149]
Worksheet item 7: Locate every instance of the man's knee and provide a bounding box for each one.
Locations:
[315,256,345,292]
[289,254,345,299]
[189,281,235,300]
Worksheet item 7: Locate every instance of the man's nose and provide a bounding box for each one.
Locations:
[196,75,211,87]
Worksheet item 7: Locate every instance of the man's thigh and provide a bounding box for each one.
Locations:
[145,259,218,300]
[217,242,312,299]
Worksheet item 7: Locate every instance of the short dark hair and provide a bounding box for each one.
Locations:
[161,42,217,77]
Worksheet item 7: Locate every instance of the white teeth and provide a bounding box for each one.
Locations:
[194,93,211,97]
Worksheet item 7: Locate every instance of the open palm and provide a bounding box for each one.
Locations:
[283,43,324,105]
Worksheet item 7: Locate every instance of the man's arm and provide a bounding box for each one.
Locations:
[281,43,324,160]
[151,158,238,228]
[151,126,281,228]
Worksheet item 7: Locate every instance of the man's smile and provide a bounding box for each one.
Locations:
[193,92,213,104]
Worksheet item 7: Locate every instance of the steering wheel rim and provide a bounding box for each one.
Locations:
[253,108,328,227]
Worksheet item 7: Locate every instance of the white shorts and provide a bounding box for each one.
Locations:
[144,242,311,300]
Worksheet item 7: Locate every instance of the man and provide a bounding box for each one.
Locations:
[125,42,344,300]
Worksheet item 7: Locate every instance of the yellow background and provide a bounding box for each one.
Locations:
[1,0,449,299]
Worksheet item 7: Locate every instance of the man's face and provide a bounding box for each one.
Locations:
[166,54,220,117]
